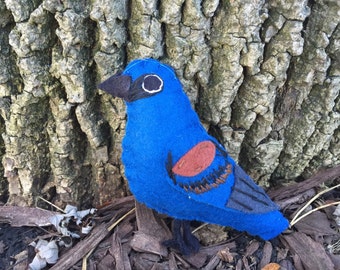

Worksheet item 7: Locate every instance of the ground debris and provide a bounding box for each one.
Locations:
[0,206,56,227]
[268,166,340,202]
[29,239,58,270]
[259,241,273,269]
[130,202,170,256]
[261,262,280,270]
[293,211,337,238]
[0,166,339,269]
[281,232,335,270]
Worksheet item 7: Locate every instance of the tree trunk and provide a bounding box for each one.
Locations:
[0,0,339,207]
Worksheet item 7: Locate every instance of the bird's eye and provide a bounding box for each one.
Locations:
[142,74,163,93]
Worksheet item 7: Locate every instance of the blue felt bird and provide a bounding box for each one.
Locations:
[98,59,289,255]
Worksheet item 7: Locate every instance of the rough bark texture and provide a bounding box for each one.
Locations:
[0,0,339,206]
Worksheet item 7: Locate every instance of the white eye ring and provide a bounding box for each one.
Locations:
[142,74,163,93]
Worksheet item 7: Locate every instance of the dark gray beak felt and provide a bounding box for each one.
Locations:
[98,74,132,100]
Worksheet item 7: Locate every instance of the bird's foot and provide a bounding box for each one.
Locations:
[163,219,200,255]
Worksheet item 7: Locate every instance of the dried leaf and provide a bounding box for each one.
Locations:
[29,252,48,270]
[29,240,59,270]
[261,262,280,270]
[49,205,96,238]
[39,241,58,264]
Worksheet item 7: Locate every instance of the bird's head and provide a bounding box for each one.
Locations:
[98,58,180,103]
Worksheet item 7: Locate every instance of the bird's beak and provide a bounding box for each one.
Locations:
[97,73,132,100]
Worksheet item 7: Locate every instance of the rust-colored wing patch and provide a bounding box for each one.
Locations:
[172,141,216,177]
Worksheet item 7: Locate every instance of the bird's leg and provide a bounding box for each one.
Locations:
[163,219,200,255]
[182,220,200,253]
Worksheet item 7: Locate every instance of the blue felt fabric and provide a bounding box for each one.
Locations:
[102,58,289,240]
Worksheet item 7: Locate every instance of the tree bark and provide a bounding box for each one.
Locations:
[0,0,339,206]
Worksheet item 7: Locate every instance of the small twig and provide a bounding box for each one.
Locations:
[290,183,340,227]
[37,196,65,213]
[50,210,132,270]
[82,247,95,270]
[107,207,135,231]
[192,223,208,234]
[290,201,340,226]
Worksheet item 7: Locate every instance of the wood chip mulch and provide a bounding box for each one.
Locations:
[0,165,340,270]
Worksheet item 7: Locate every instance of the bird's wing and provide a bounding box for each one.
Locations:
[166,140,233,194]
[166,140,279,214]
[225,164,279,213]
